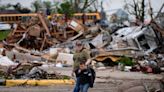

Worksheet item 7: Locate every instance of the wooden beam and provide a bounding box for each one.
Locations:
[40,36,46,51]
[38,13,51,37]
[0,13,51,37]
[7,44,32,53]
[67,31,83,41]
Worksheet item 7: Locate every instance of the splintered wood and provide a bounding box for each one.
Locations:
[0,13,52,51]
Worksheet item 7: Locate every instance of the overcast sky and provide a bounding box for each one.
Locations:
[0,0,163,12]
[102,0,163,12]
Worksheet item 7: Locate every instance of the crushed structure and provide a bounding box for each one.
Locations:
[0,11,163,87]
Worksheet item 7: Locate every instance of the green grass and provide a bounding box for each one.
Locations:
[118,56,134,66]
[0,30,10,40]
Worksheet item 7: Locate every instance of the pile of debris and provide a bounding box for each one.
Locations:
[0,13,54,52]
[0,11,164,80]
[0,49,71,80]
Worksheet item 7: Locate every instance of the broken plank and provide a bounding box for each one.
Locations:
[14,44,31,53]
[40,36,46,51]
[38,13,51,37]
[67,31,83,42]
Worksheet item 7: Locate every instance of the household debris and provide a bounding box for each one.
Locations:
[0,11,163,83]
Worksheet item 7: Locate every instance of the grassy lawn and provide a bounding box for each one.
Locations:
[0,30,11,40]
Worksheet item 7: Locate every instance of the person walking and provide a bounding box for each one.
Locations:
[72,40,90,92]
[74,62,95,92]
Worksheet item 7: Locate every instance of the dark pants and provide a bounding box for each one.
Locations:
[80,83,90,92]
[73,77,80,92]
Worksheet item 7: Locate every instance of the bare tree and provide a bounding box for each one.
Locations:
[124,0,146,23]
[93,0,99,12]
[31,0,42,13]
[52,0,98,13]
[69,0,97,13]
[81,0,97,12]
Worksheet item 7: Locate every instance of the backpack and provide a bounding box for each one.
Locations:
[88,67,96,88]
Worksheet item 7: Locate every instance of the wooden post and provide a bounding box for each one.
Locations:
[38,13,51,37]
[40,35,46,51]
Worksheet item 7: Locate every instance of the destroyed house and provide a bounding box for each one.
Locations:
[108,26,158,55]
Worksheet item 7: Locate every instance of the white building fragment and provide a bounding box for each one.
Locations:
[106,26,158,57]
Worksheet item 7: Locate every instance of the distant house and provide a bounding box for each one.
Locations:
[115,9,129,20]
[106,9,129,23]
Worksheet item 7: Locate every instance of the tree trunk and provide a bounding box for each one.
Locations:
[74,0,80,12]
[133,0,139,20]
[141,0,145,22]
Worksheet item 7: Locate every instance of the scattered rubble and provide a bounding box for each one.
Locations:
[0,11,163,88]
